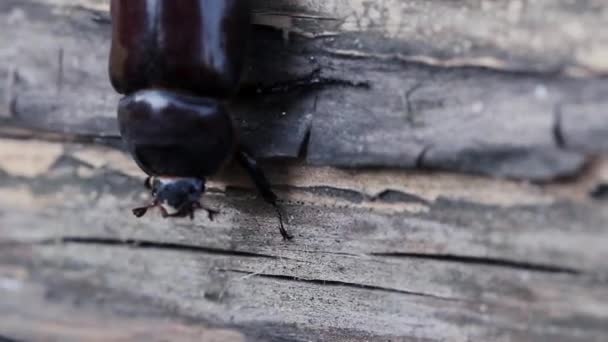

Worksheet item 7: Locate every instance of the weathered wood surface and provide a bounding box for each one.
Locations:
[2,0,608,180]
[1,0,608,341]
[1,141,608,341]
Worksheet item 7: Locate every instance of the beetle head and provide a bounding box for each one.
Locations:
[133,177,205,218]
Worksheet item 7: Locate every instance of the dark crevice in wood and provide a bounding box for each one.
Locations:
[553,105,567,149]
[404,81,425,126]
[0,336,22,342]
[218,268,459,301]
[88,9,111,25]
[0,337,21,342]
[238,68,370,99]
[0,124,123,149]
[370,253,581,275]
[320,45,583,78]
[287,248,359,258]
[372,189,430,205]
[3,66,18,119]
[289,186,367,203]
[297,122,312,159]
[415,145,432,170]
[229,184,430,206]
[590,184,608,200]
[35,237,279,259]
[56,48,64,95]
[50,154,97,171]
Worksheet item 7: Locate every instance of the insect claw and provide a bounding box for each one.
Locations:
[206,208,219,221]
[132,207,149,218]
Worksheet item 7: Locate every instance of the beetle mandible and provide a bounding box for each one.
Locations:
[109,0,292,240]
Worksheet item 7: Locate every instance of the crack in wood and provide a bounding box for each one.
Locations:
[553,105,567,150]
[33,237,280,260]
[2,66,17,119]
[274,185,430,206]
[415,145,432,170]
[590,184,608,200]
[55,47,64,95]
[403,81,425,126]
[217,268,459,302]
[370,253,582,275]
[297,122,312,159]
[0,124,122,149]
[220,184,430,214]
[0,335,22,342]
[238,68,370,99]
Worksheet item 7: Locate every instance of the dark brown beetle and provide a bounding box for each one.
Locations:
[109,0,291,239]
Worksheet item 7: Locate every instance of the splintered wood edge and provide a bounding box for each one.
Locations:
[1,138,606,213]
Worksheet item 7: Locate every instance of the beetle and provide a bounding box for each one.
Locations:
[109,0,292,240]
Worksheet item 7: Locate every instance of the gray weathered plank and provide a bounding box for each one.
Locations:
[1,0,607,180]
[1,139,607,341]
[0,261,247,342]
[1,0,608,339]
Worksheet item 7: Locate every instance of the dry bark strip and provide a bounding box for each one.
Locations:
[1,0,608,180]
[0,140,607,341]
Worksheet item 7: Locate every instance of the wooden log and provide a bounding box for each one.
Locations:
[1,0,608,341]
[0,140,607,341]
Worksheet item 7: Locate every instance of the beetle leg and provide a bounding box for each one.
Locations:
[132,206,149,218]
[132,200,158,218]
[192,202,219,221]
[205,208,220,221]
[144,176,153,189]
[236,147,293,240]
[159,206,169,218]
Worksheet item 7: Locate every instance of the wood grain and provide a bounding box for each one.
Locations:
[1,0,608,340]
[1,140,607,341]
[1,0,607,180]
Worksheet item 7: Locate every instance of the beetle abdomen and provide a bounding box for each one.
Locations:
[109,0,250,98]
[118,89,236,177]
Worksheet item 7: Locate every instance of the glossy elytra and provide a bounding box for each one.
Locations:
[109,0,292,239]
